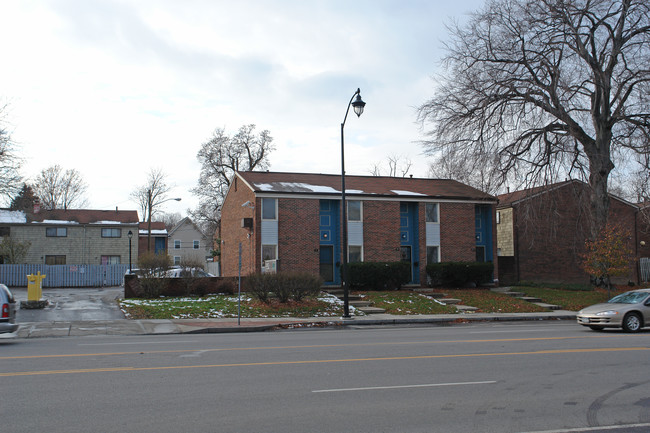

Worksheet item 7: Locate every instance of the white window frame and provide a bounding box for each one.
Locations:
[426,246,440,264]
[46,227,67,237]
[348,245,363,263]
[347,200,362,222]
[261,244,277,264]
[174,239,181,250]
[425,203,439,223]
[101,255,121,264]
[193,240,200,250]
[262,198,277,220]
[101,228,121,238]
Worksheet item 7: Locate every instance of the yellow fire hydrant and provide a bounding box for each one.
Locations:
[26,271,46,301]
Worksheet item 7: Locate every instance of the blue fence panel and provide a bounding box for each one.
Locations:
[0,264,129,288]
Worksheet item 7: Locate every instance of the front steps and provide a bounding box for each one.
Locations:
[325,286,562,315]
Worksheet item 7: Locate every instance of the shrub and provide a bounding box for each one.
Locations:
[426,261,494,287]
[285,272,322,302]
[136,252,173,297]
[245,272,323,303]
[348,261,411,290]
[245,273,274,303]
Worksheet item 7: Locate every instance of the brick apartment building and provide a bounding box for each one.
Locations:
[496,180,647,285]
[219,171,498,286]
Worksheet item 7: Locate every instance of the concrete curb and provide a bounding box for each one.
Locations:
[8,312,578,339]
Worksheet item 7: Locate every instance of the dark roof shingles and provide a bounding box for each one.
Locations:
[238,171,495,201]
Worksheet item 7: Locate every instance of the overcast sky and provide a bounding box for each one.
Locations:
[0,0,484,218]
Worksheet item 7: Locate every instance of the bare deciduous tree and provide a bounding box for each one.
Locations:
[191,124,274,234]
[131,168,178,252]
[33,165,88,210]
[370,154,413,177]
[418,0,650,237]
[427,147,509,196]
[131,168,175,222]
[0,103,22,204]
[160,212,183,231]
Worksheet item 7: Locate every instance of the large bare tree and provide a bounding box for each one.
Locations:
[427,147,507,195]
[418,0,650,236]
[0,103,22,204]
[131,168,175,222]
[33,165,88,210]
[191,124,274,233]
[131,168,179,251]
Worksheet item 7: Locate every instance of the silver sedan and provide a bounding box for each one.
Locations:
[0,284,18,335]
[577,288,650,332]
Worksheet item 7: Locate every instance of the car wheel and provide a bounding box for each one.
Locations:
[588,325,604,331]
[622,312,642,333]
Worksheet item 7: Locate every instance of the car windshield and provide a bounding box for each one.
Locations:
[608,291,650,304]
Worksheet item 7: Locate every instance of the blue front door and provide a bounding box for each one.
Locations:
[154,237,166,255]
[400,202,420,284]
[319,200,340,285]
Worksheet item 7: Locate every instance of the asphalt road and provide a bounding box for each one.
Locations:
[2,322,650,433]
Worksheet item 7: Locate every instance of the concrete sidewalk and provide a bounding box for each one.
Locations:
[4,286,577,339]
[8,311,578,338]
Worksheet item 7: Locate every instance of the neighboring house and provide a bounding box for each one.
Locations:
[168,217,212,266]
[496,180,642,285]
[220,171,498,286]
[0,208,139,265]
[138,221,168,256]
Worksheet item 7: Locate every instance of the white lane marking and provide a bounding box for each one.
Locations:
[78,340,199,346]
[468,328,562,334]
[520,422,650,432]
[312,380,496,393]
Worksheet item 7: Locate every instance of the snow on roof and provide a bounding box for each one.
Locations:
[0,210,27,223]
[255,182,341,194]
[390,190,426,196]
[91,221,126,225]
[139,229,168,235]
[37,219,79,225]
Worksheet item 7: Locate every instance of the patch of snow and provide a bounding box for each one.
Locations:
[36,219,79,225]
[391,190,427,196]
[0,210,26,223]
[256,183,274,191]
[140,230,167,235]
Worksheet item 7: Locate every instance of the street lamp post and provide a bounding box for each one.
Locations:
[128,230,133,272]
[340,88,366,318]
[147,189,182,252]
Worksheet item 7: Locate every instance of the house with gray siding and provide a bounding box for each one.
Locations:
[0,208,139,265]
[168,217,212,266]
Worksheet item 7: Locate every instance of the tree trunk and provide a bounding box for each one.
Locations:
[587,130,615,240]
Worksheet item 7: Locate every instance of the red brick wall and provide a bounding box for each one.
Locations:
[220,178,256,277]
[513,183,638,284]
[364,201,401,262]
[440,203,476,262]
[221,189,498,286]
[278,198,320,274]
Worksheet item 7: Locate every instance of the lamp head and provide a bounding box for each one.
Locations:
[352,88,366,117]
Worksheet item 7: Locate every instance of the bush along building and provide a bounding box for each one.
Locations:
[219,171,498,287]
